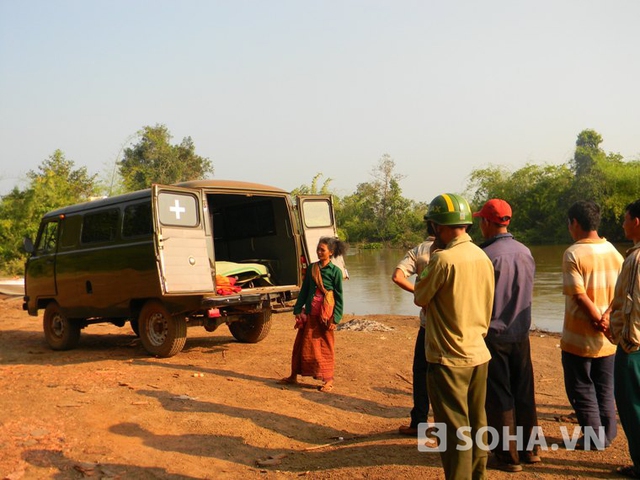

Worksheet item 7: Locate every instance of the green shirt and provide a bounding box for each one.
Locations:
[414,233,494,367]
[293,261,344,323]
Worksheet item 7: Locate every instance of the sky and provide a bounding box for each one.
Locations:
[1,0,639,203]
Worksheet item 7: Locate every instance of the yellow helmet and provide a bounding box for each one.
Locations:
[424,193,473,226]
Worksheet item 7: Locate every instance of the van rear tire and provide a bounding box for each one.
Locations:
[138,300,187,357]
[228,310,272,343]
[43,302,81,351]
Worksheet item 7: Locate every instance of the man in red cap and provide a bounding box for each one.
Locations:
[474,199,540,472]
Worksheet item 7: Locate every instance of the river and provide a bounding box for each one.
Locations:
[341,244,630,333]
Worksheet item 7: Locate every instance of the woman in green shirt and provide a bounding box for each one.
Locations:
[279,237,346,392]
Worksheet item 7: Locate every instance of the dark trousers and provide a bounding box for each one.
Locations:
[485,338,539,461]
[561,350,617,443]
[614,347,640,469]
[410,326,430,427]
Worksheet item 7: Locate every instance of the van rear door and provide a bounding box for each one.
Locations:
[296,195,348,278]
[152,185,214,294]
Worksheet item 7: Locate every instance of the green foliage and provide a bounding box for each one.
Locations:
[119,124,213,192]
[0,150,99,274]
[592,155,640,242]
[336,154,424,247]
[565,130,640,241]
[467,162,577,244]
[291,173,333,196]
[466,129,640,244]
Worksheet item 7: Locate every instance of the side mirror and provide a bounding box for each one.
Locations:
[23,237,34,254]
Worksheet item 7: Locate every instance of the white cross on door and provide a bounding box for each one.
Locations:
[169,199,186,220]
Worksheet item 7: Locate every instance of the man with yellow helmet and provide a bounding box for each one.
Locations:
[415,193,495,480]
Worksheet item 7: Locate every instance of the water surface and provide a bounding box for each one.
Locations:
[341,244,628,333]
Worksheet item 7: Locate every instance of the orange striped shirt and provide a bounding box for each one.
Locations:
[561,238,623,357]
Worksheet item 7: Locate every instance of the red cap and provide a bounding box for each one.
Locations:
[473,199,512,226]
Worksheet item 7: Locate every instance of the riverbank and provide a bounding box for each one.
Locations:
[0,297,632,479]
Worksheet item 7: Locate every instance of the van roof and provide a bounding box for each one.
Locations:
[177,179,288,194]
[41,179,289,219]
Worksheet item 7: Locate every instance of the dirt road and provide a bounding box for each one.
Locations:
[0,296,633,479]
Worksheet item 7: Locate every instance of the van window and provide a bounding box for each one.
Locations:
[158,192,199,227]
[59,215,81,248]
[36,221,59,254]
[301,199,333,228]
[81,209,120,244]
[123,201,152,237]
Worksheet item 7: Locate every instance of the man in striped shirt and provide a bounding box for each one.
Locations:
[561,200,623,449]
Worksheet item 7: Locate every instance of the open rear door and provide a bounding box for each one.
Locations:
[297,195,348,279]
[152,185,214,294]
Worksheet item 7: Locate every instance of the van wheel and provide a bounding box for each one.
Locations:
[228,310,272,343]
[138,300,187,357]
[43,302,81,350]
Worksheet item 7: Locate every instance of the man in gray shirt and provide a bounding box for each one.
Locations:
[392,234,434,435]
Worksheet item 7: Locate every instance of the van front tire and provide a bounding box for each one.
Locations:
[138,300,187,357]
[228,310,272,343]
[43,302,81,351]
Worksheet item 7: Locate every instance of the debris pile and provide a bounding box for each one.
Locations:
[337,319,394,332]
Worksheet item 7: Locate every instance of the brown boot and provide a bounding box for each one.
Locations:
[520,445,542,464]
[398,425,418,436]
[488,454,523,472]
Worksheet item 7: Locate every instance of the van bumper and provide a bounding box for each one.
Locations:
[201,293,263,308]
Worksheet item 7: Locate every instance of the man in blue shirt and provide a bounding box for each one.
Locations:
[474,199,540,472]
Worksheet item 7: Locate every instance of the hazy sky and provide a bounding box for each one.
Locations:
[1,0,638,203]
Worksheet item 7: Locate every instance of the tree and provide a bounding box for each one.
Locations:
[119,124,213,192]
[0,150,98,273]
[337,155,421,246]
[467,165,512,207]
[568,129,608,204]
[291,173,333,196]
[338,181,380,243]
[25,150,98,221]
[566,129,640,240]
[594,155,640,241]
[571,129,604,176]
[370,154,406,240]
[467,162,574,244]
[466,129,640,244]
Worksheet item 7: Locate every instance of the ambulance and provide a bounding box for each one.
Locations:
[23,180,345,357]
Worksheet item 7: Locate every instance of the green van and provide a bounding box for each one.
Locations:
[23,180,346,357]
